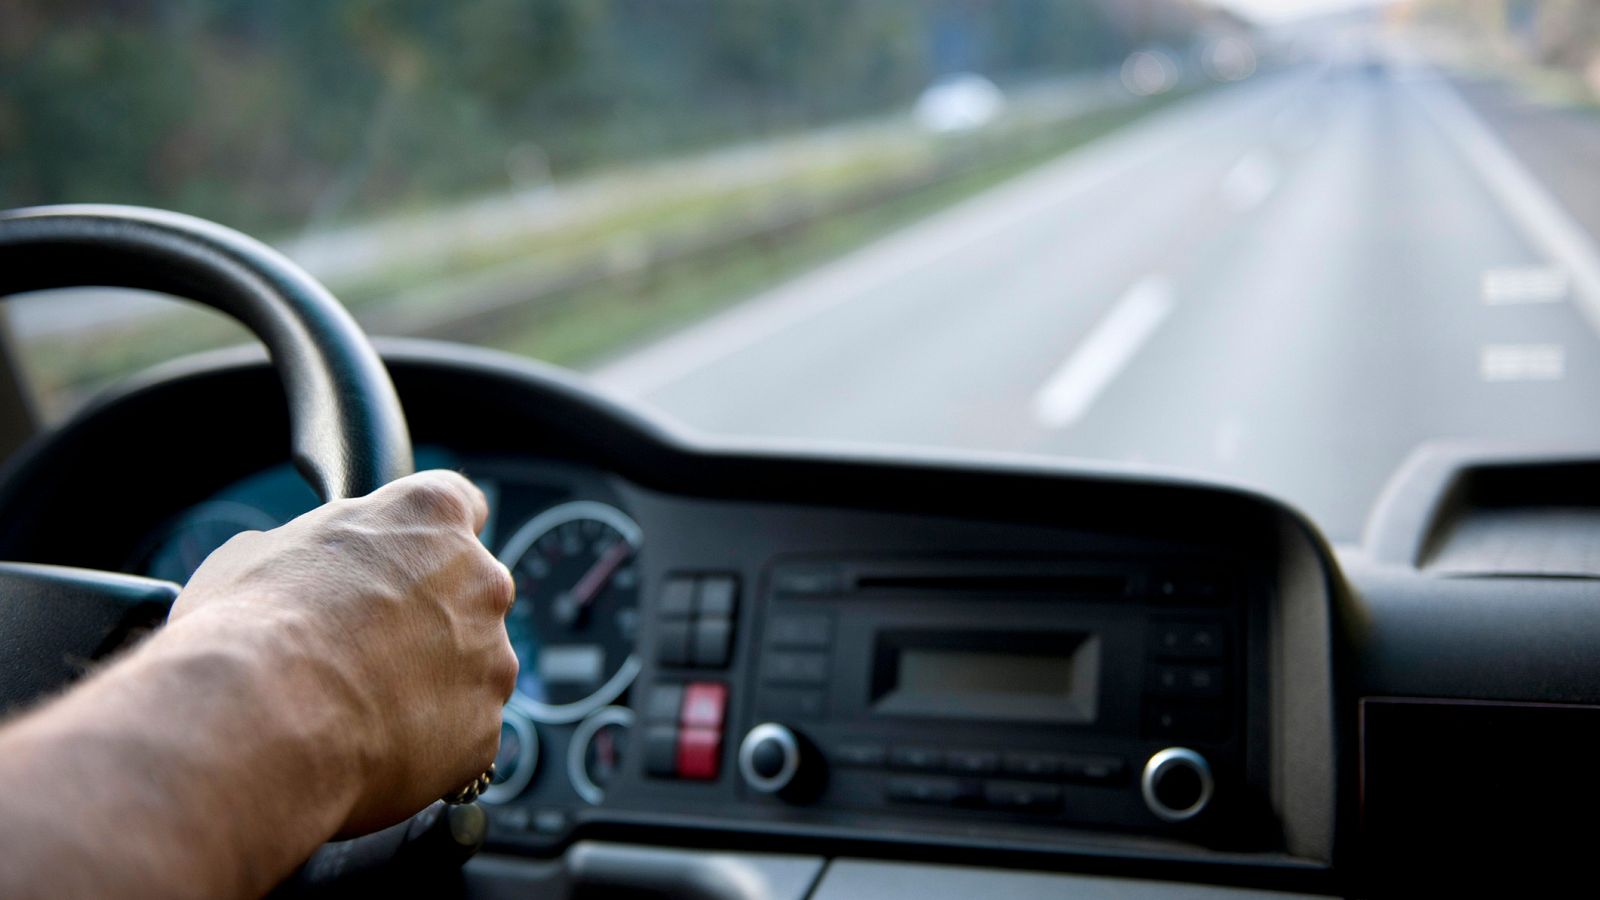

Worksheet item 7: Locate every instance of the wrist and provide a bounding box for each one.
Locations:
[155,603,370,836]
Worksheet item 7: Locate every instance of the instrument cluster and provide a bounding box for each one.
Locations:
[133,449,645,833]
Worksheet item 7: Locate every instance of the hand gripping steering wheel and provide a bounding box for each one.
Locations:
[0,205,487,891]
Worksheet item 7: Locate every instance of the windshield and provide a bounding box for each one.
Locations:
[4,0,1599,540]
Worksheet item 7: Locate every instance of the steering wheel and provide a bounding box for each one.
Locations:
[0,205,483,889]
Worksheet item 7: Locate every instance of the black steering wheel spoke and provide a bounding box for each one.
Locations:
[0,562,178,715]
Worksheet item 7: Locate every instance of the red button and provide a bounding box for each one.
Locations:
[676,727,721,780]
[680,681,727,730]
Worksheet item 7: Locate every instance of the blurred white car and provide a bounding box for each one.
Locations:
[913,73,1005,133]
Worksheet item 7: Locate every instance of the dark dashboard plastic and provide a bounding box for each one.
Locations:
[4,338,1599,895]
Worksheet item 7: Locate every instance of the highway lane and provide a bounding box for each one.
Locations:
[593,58,1600,541]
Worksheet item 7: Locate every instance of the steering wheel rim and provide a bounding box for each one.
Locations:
[0,206,482,888]
[0,204,411,500]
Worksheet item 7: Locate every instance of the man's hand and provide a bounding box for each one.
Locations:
[170,470,518,834]
[0,470,518,899]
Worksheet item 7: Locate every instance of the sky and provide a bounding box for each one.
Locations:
[1207,0,1395,24]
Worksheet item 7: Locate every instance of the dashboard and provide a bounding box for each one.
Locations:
[5,338,1600,897]
[132,445,1304,867]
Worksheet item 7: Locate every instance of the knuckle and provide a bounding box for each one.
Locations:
[406,477,469,522]
[491,640,519,700]
[487,560,516,614]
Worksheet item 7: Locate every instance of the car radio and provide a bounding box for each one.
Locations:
[727,558,1252,837]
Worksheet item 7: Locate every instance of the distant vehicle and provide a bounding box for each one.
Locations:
[913,73,1005,133]
[1200,34,1258,82]
[1119,48,1181,96]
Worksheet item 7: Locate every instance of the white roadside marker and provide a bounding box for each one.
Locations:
[1034,275,1174,429]
[1479,343,1565,382]
[1482,265,1569,305]
[1410,69,1600,336]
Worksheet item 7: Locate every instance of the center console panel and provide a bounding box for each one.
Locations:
[729,558,1253,836]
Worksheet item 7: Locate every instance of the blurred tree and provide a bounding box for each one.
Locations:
[0,0,1173,235]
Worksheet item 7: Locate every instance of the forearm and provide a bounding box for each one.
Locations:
[0,607,363,899]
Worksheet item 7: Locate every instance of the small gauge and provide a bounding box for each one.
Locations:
[143,501,280,584]
[482,709,539,804]
[569,706,633,805]
[500,501,643,724]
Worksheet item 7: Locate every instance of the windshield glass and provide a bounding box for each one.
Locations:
[4,0,1599,540]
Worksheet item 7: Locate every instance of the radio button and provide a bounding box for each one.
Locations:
[659,577,697,618]
[690,618,733,668]
[1059,754,1127,785]
[889,746,944,771]
[887,776,977,806]
[676,727,722,780]
[696,576,739,618]
[767,613,833,649]
[1001,752,1062,779]
[759,688,826,720]
[1150,619,1227,660]
[1149,664,1225,698]
[832,743,887,768]
[643,725,680,778]
[983,780,1063,813]
[762,651,829,685]
[680,681,727,730]
[643,683,685,724]
[946,750,1000,775]
[656,620,692,668]
[772,566,845,597]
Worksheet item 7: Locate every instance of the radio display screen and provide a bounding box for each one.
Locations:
[871,631,1100,724]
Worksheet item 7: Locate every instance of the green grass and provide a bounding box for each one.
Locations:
[20,90,1184,417]
[486,96,1179,368]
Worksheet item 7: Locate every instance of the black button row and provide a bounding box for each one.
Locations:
[658,574,739,669]
[886,776,1064,813]
[1148,663,1224,699]
[755,611,835,721]
[835,743,1125,785]
[1149,575,1230,606]
[1149,617,1226,661]
[1143,614,1229,742]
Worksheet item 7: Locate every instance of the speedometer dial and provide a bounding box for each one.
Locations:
[499,501,643,723]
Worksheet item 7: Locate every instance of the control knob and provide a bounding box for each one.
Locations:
[738,723,821,800]
[1141,747,1213,822]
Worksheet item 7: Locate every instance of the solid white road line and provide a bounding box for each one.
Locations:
[1481,265,1569,306]
[1033,275,1174,429]
[1479,343,1565,382]
[1408,68,1600,337]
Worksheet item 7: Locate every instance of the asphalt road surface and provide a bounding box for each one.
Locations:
[594,54,1600,542]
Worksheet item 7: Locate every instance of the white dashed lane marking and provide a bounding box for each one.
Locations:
[1482,265,1569,306]
[1480,343,1565,382]
[1033,275,1174,429]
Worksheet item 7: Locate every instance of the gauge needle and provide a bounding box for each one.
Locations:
[560,540,634,624]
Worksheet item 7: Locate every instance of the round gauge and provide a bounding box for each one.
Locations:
[499,501,643,724]
[568,706,634,805]
[481,709,539,804]
[143,501,280,584]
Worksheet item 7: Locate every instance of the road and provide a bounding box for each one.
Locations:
[593,53,1600,542]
